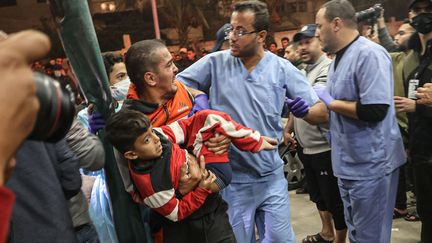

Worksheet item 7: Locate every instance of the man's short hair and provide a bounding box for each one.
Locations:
[322,0,357,29]
[125,39,166,95]
[102,52,123,79]
[233,1,270,32]
[105,109,151,154]
[281,37,290,42]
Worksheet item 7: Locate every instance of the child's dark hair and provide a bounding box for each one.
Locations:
[102,52,124,78]
[105,109,151,153]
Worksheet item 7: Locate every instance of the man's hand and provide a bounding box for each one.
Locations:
[313,85,335,107]
[178,154,202,195]
[416,83,432,105]
[205,133,231,155]
[283,130,297,148]
[0,30,50,176]
[394,96,416,113]
[285,97,310,118]
[258,136,278,151]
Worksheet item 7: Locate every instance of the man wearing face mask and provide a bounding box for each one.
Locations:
[103,52,130,105]
[398,1,432,241]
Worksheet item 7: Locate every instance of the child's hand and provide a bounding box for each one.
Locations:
[198,169,217,190]
[258,136,278,151]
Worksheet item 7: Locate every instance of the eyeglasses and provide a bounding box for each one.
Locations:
[225,26,259,38]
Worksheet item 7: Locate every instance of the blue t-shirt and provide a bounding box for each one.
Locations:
[177,50,318,183]
[327,36,406,180]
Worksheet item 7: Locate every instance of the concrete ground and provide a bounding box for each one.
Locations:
[289,190,421,243]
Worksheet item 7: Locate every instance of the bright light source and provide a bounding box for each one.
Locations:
[108,3,116,11]
[100,2,107,10]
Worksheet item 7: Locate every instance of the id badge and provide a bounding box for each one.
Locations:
[408,79,419,99]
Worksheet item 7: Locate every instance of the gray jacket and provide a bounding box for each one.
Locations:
[294,55,332,154]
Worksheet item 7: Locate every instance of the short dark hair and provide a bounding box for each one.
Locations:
[102,52,123,79]
[322,0,357,28]
[233,1,269,32]
[125,39,166,95]
[105,109,151,153]
[281,37,290,42]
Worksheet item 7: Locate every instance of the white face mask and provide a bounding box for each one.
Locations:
[110,78,130,101]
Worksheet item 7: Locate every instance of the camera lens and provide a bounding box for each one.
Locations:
[28,72,76,142]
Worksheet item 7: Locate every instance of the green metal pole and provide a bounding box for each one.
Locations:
[48,1,149,242]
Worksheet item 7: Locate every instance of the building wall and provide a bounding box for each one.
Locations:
[0,0,50,33]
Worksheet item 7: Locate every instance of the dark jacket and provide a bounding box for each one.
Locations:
[6,140,81,243]
[403,39,432,164]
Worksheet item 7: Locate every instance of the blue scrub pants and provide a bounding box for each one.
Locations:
[338,169,399,243]
[221,174,295,243]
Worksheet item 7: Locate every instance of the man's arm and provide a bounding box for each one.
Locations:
[186,86,205,97]
[303,102,329,124]
[377,11,398,52]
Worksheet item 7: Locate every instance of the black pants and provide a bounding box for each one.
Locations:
[413,162,432,243]
[395,164,408,210]
[162,194,236,243]
[298,149,347,231]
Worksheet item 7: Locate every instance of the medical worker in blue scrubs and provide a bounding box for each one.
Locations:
[313,1,406,242]
[177,1,328,242]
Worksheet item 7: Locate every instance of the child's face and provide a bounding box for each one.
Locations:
[125,127,163,160]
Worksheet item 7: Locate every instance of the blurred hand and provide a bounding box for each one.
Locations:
[0,30,50,178]
[188,94,210,117]
[283,130,297,149]
[88,105,105,134]
[416,83,432,105]
[313,85,335,107]
[258,136,278,151]
[285,97,309,118]
[178,154,201,195]
[394,96,416,113]
[205,133,231,155]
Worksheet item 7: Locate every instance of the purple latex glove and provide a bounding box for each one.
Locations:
[285,97,309,118]
[88,112,106,134]
[188,93,210,117]
[313,85,334,107]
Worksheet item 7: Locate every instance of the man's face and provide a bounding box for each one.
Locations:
[298,36,322,64]
[186,50,195,60]
[129,127,163,160]
[284,45,300,63]
[315,8,336,53]
[109,62,128,86]
[153,48,178,96]
[269,43,277,53]
[229,10,262,57]
[394,23,415,48]
[409,0,432,19]
[282,39,289,49]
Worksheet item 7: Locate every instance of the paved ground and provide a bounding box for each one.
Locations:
[289,190,421,243]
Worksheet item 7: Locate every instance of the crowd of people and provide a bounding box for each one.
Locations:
[1,0,432,243]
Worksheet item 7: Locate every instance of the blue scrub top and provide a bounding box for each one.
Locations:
[177,50,318,183]
[327,37,406,180]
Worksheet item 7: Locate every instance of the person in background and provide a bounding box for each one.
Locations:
[277,36,290,57]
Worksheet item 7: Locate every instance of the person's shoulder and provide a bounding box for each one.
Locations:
[356,36,390,60]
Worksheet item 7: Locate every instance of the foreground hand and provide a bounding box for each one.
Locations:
[188,94,210,116]
[0,30,50,168]
[258,136,278,151]
[416,83,432,105]
[394,96,416,113]
[285,97,309,118]
[313,85,334,107]
[205,133,231,155]
[198,169,217,190]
